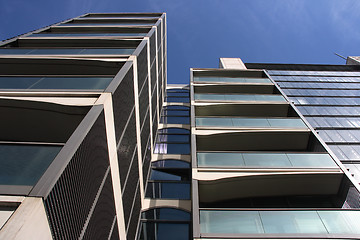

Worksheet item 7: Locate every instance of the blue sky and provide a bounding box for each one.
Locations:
[1,0,360,84]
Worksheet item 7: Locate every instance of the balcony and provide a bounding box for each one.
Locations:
[200,210,360,237]
[194,93,285,103]
[197,152,338,169]
[196,117,307,129]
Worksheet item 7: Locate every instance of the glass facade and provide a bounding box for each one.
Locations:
[269,70,360,183]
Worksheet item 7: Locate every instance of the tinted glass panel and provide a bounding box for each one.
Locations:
[193,77,271,83]
[0,48,134,55]
[197,152,337,168]
[154,143,190,154]
[195,94,285,102]
[152,160,190,168]
[145,182,190,199]
[0,77,113,90]
[142,208,190,220]
[158,128,190,134]
[140,222,190,240]
[31,33,146,37]
[0,144,61,185]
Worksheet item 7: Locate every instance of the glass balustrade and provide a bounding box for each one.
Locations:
[194,93,285,102]
[0,76,113,90]
[200,210,360,235]
[196,117,306,128]
[29,32,146,37]
[193,76,271,83]
[0,144,62,186]
[0,48,134,55]
[197,152,338,168]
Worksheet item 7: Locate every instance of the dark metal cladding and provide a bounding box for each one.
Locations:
[139,78,149,125]
[112,66,135,143]
[137,46,148,92]
[122,149,140,227]
[150,33,156,65]
[44,111,109,240]
[141,114,151,158]
[117,112,137,187]
[83,173,118,240]
[127,187,142,240]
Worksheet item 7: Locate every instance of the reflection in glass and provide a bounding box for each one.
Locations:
[0,48,134,55]
[152,160,190,168]
[200,210,360,235]
[145,182,190,199]
[0,144,61,185]
[194,76,271,83]
[197,152,337,168]
[196,117,306,128]
[140,222,190,240]
[0,77,113,90]
[195,94,285,102]
[30,33,146,37]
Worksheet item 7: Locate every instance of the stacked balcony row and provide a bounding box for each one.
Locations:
[0,13,167,240]
[190,68,360,239]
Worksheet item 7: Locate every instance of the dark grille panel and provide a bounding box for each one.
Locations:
[151,85,158,125]
[150,33,156,65]
[141,113,150,158]
[83,172,117,240]
[118,112,137,187]
[157,24,161,51]
[44,111,109,240]
[110,220,120,240]
[152,115,158,145]
[139,79,149,125]
[122,156,139,227]
[159,86,163,111]
[113,66,135,142]
[158,63,163,93]
[127,187,141,240]
[142,144,151,188]
[137,46,148,92]
[151,60,157,91]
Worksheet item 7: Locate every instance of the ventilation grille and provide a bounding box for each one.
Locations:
[117,112,137,186]
[113,66,135,142]
[139,79,149,125]
[44,111,112,240]
[137,46,148,92]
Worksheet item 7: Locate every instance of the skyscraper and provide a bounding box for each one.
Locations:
[0,13,167,239]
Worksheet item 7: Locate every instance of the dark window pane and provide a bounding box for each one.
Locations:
[158,128,190,134]
[142,208,190,220]
[154,143,190,154]
[0,144,61,185]
[140,222,190,240]
[160,116,190,124]
[166,97,189,103]
[157,134,189,143]
[164,106,190,110]
[163,110,190,116]
[152,160,190,168]
[145,182,190,199]
[0,77,113,90]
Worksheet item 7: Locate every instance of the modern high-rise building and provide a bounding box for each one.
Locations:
[0,13,168,240]
[1,12,360,240]
[191,58,360,239]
